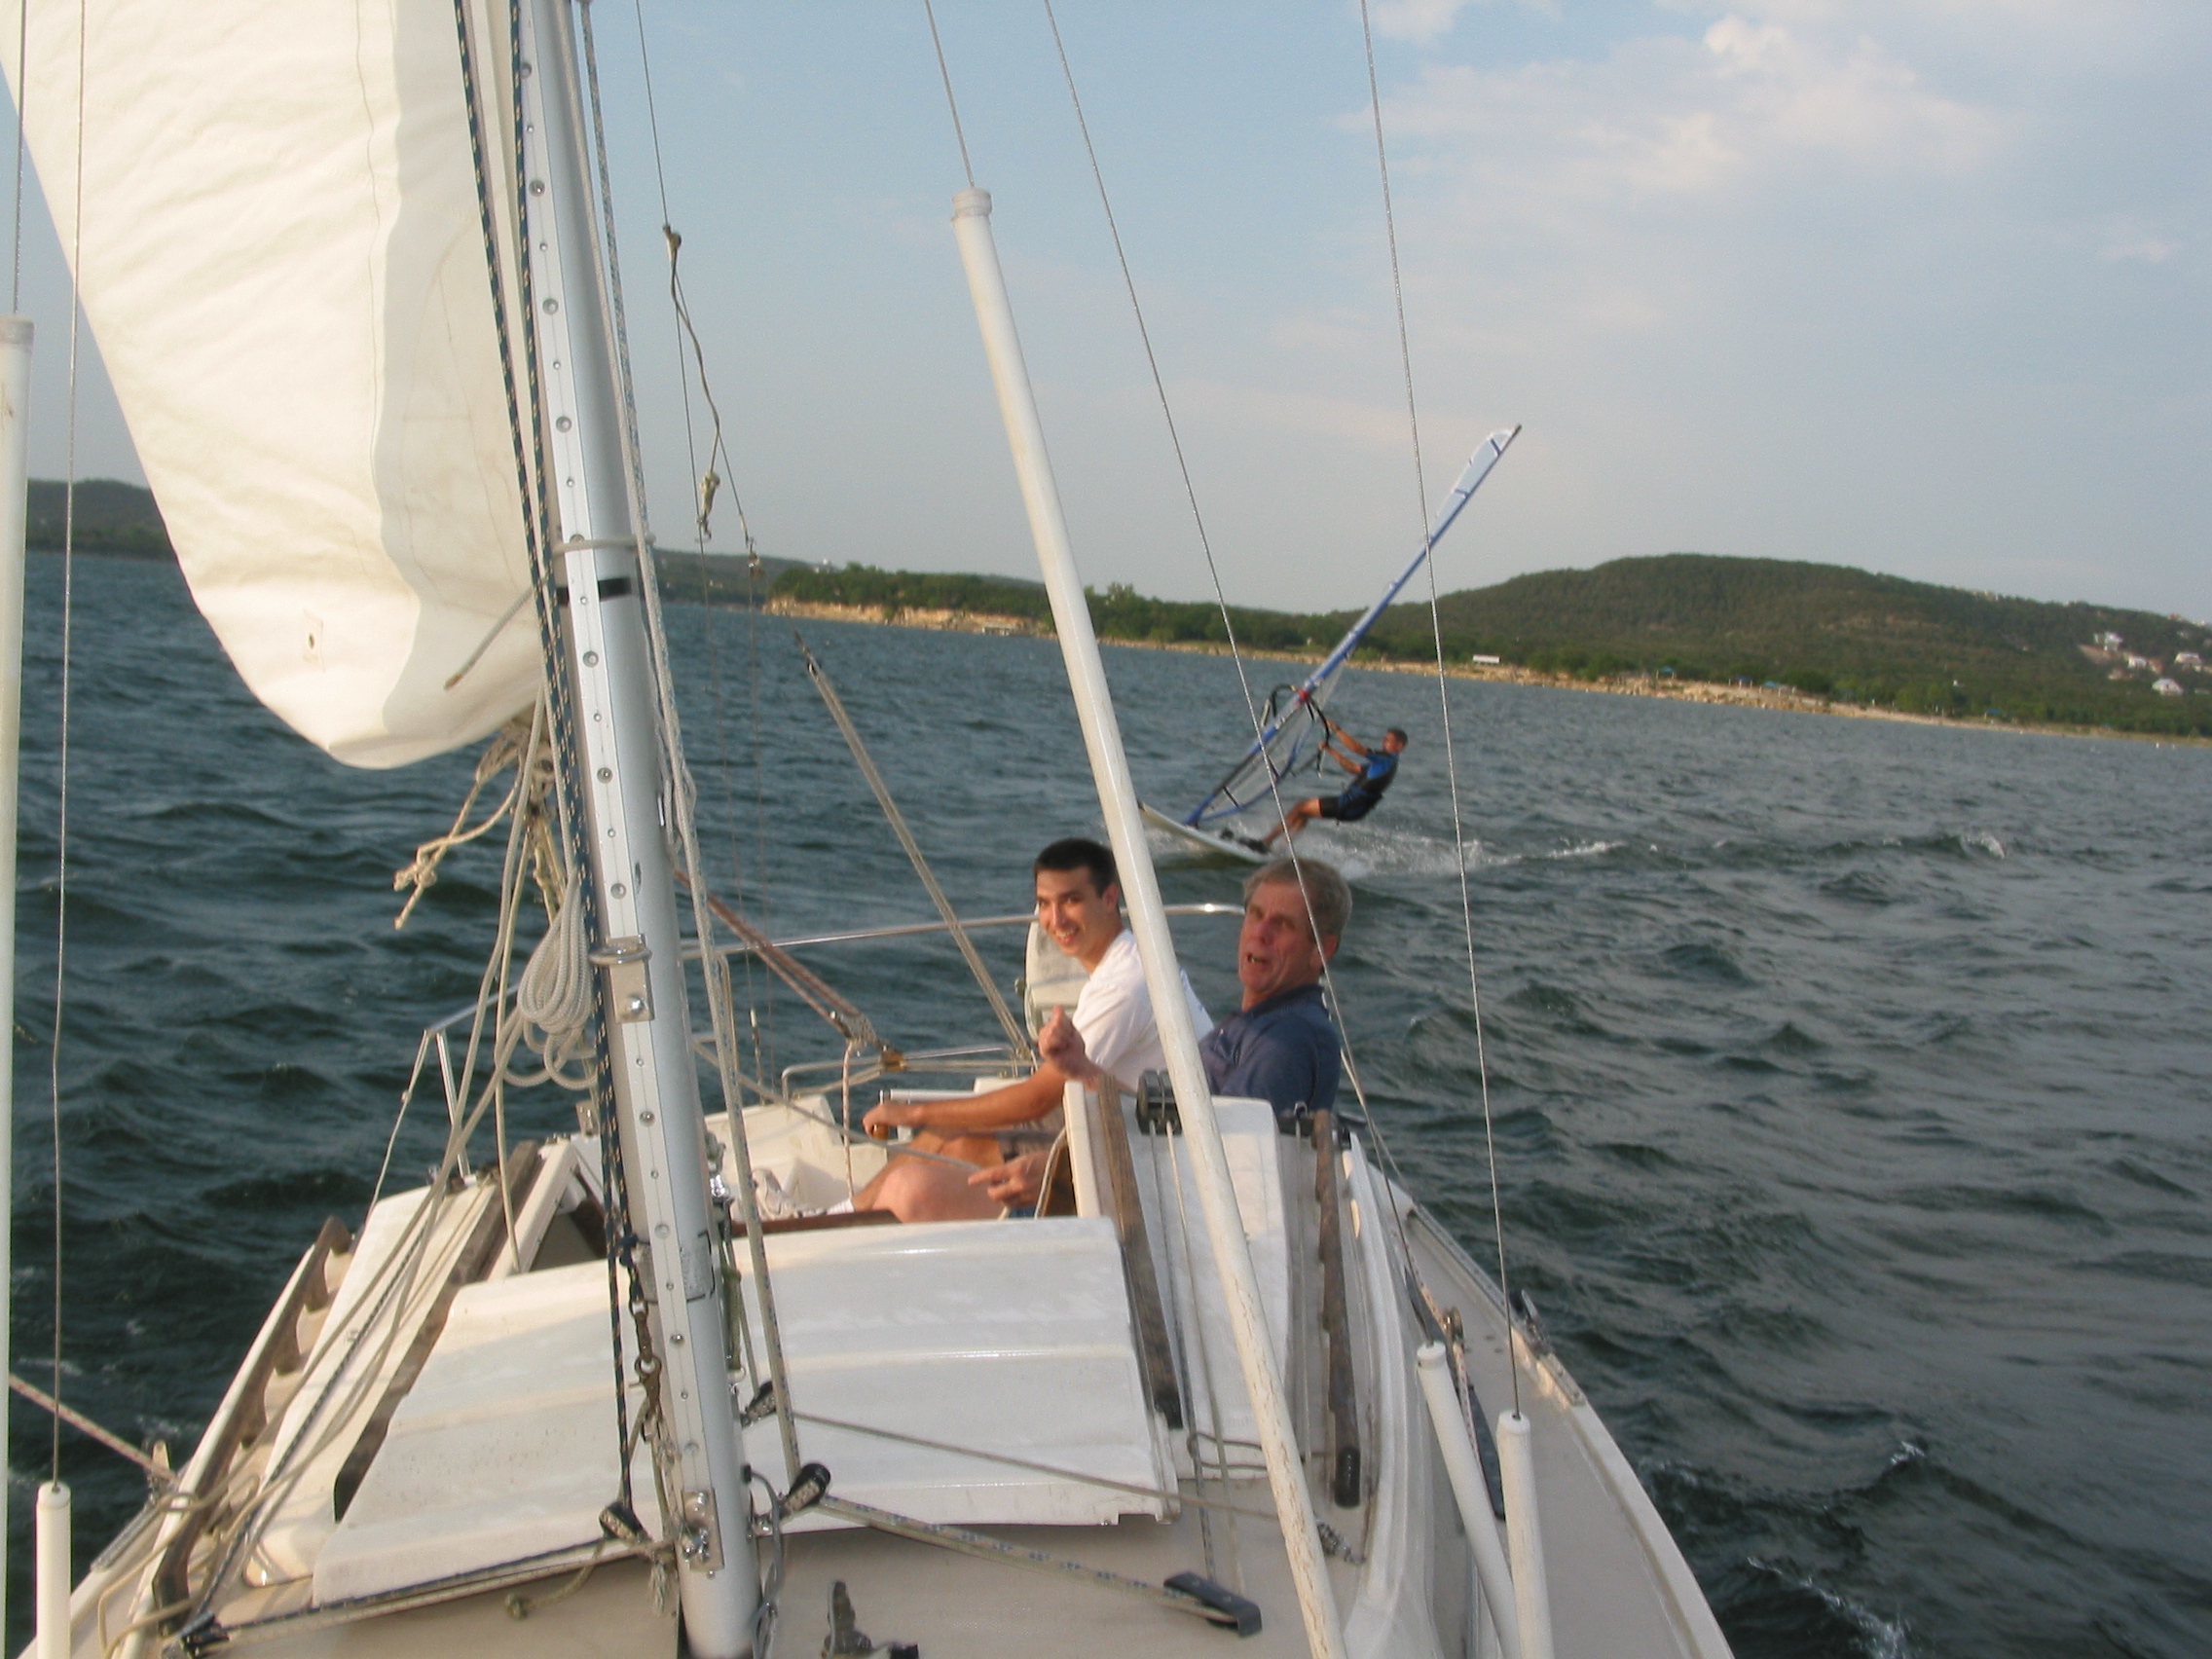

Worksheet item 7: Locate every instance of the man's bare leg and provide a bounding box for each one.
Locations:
[869,1155,1003,1223]
[852,1129,1000,1213]
[1262,798,1322,848]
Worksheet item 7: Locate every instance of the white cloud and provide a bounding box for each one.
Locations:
[1383,14,2005,209]
[2098,222,2178,265]
[1301,2,2210,614]
[1373,0,1477,47]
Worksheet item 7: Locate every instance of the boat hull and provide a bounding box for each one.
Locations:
[39,1118,1731,1659]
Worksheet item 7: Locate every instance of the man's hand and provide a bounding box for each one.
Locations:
[861,1099,927,1140]
[968,1151,1048,1209]
[1037,1008,1102,1086]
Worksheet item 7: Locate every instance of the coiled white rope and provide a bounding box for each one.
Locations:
[512,871,594,1088]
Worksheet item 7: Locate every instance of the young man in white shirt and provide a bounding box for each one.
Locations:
[854,837,1208,1221]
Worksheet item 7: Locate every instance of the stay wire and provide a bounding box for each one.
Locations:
[1037,13,1449,1470]
[1038,10,1346,1055]
[1042,5,1438,1316]
[452,0,638,1520]
[44,0,87,1483]
[1355,0,1517,1415]
[1039,0,1273,765]
[919,0,975,190]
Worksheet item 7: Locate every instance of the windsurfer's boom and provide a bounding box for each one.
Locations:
[1181,426,1521,829]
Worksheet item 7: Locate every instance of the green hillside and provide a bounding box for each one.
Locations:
[653,548,809,605]
[771,564,1334,652]
[1359,554,2211,733]
[25,477,803,605]
[776,554,2212,737]
[28,478,172,557]
[50,484,2199,737]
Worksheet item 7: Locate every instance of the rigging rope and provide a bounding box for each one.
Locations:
[793,630,1032,1059]
[1353,0,1520,1416]
[449,0,661,1548]
[920,0,977,190]
[688,878,891,1060]
[625,0,780,1097]
[1038,0,1281,833]
[514,867,595,1087]
[390,712,536,928]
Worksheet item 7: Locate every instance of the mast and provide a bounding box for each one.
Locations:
[0,314,30,1642]
[951,186,1348,1659]
[516,4,757,1653]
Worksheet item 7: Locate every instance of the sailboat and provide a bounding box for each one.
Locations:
[1140,430,1519,866]
[2,6,1731,1658]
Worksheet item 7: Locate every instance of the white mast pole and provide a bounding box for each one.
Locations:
[517,4,757,1653]
[0,313,31,1644]
[950,186,1347,1659]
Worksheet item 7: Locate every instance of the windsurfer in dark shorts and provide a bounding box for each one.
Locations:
[1261,723,1407,847]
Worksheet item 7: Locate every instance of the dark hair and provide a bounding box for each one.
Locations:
[1385,727,1410,745]
[1035,836,1118,896]
[1245,857,1352,941]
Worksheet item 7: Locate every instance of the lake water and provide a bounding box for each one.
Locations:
[8,553,2210,1656]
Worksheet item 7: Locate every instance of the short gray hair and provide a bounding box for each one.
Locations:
[1244,857,1351,942]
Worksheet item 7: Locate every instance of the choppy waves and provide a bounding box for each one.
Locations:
[11,572,2211,1657]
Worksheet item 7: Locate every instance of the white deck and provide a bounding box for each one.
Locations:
[312,1202,1174,1602]
[315,1262,649,1603]
[738,1214,1176,1528]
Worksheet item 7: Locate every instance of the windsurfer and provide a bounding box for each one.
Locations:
[1043,857,1346,1127]
[853,836,1209,1221]
[1260,723,1406,846]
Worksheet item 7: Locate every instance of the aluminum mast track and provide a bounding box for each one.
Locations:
[1183,427,1519,830]
[513,1,757,1651]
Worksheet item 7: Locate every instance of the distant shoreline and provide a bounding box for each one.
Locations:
[767,597,2212,749]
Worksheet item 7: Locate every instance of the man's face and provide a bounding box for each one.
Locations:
[1236,877,1335,1008]
[1382,731,1407,755]
[1036,866,1123,968]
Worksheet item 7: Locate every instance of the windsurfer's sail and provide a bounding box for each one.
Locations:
[7,0,539,769]
[1181,426,1519,829]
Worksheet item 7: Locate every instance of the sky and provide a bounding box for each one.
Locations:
[5,0,2207,620]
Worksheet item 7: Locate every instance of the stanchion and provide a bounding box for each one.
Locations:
[1495,1413,1554,1659]
[37,1480,72,1659]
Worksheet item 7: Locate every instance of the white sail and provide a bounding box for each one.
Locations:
[7,0,539,767]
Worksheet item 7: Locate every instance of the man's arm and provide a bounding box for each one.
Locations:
[862,1067,1065,1137]
[1037,1007,1101,1086]
[1322,720,1370,774]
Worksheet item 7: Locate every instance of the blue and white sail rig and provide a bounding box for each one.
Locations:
[1180,426,1520,831]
